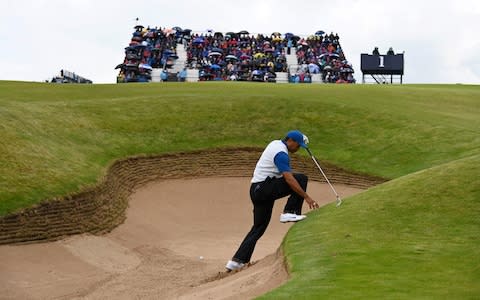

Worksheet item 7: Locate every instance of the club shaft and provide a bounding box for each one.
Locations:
[306,148,340,198]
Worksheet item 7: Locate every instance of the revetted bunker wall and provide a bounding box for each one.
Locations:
[0,147,386,245]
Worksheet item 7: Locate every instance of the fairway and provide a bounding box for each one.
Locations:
[0,81,479,298]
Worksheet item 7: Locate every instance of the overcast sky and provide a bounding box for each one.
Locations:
[1,0,479,84]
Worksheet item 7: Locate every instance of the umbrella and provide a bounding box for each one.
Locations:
[315,30,325,35]
[139,63,153,70]
[240,54,251,60]
[225,55,239,61]
[208,51,222,57]
[214,32,223,38]
[254,53,265,59]
[329,53,340,58]
[264,48,274,53]
[134,25,144,30]
[193,37,204,44]
[238,30,249,35]
[291,35,301,42]
[211,47,224,53]
[125,63,139,69]
[210,64,221,70]
[340,67,354,73]
[267,71,277,78]
[173,26,182,32]
[308,63,320,73]
[271,32,281,36]
[115,63,125,69]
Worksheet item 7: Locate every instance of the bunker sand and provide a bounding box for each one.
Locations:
[0,178,363,299]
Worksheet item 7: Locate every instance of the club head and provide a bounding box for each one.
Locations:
[336,197,342,207]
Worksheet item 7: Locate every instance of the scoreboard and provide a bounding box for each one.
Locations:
[361,53,404,75]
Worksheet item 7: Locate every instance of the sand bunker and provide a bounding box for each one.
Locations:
[0,177,363,299]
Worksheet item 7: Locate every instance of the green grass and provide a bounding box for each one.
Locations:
[1,81,479,216]
[261,154,480,299]
[1,81,479,298]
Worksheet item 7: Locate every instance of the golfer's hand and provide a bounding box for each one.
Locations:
[305,196,319,210]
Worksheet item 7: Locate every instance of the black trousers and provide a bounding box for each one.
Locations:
[232,173,308,263]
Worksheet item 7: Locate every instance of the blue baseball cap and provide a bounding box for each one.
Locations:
[286,130,309,148]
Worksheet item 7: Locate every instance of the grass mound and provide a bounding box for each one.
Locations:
[265,154,480,299]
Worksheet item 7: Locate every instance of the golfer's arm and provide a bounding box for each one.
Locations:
[283,172,310,199]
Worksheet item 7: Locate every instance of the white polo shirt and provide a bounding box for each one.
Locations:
[251,140,291,183]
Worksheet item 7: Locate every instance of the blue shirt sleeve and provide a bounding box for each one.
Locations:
[274,152,291,173]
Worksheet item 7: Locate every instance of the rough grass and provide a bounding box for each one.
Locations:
[261,154,480,299]
[1,81,479,216]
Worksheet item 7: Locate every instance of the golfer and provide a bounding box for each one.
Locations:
[226,130,319,271]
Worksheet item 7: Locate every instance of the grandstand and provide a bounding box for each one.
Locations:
[116,26,355,84]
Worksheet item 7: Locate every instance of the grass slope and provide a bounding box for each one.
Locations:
[1,81,479,216]
[261,154,480,299]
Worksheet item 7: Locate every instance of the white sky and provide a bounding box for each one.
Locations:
[1,0,479,84]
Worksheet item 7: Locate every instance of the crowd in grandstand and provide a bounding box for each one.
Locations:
[293,32,355,83]
[116,25,355,84]
[185,31,286,82]
[116,25,183,83]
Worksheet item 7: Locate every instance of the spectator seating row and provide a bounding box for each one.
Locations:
[116,26,355,84]
[116,25,187,83]
[290,32,355,83]
[185,31,288,82]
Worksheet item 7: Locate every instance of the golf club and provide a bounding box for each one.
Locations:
[305,148,342,207]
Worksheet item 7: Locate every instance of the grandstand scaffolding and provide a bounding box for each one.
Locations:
[51,70,92,84]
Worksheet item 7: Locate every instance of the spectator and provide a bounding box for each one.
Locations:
[387,47,395,55]
[373,47,380,55]
[177,67,187,82]
[160,69,168,82]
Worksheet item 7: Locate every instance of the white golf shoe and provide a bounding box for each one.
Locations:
[280,213,307,223]
[225,260,245,272]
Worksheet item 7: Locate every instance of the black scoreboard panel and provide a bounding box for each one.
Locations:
[361,54,404,75]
